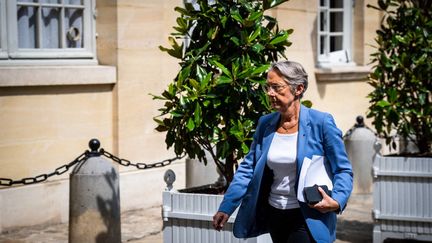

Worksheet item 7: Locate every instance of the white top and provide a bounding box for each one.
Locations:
[266,132,300,209]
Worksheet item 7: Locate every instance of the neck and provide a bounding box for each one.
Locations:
[280,100,301,122]
[278,101,301,133]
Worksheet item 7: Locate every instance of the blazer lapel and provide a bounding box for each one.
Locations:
[297,105,311,177]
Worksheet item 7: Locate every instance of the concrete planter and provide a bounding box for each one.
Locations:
[162,186,271,243]
[372,155,432,242]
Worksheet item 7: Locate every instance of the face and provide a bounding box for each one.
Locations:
[265,70,303,112]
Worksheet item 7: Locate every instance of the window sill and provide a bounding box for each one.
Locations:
[0,65,117,87]
[315,65,371,82]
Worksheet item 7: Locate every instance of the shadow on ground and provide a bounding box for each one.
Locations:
[336,218,373,243]
[336,219,429,243]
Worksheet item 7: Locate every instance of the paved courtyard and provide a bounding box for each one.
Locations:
[0,193,414,243]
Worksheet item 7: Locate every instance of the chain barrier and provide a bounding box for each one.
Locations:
[0,139,185,187]
[100,149,184,169]
[0,152,88,187]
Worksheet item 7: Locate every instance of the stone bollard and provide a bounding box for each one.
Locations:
[343,116,377,194]
[69,139,121,243]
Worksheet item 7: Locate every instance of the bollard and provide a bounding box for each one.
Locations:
[69,139,121,243]
[344,116,377,194]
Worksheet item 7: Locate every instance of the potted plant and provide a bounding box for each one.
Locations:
[152,0,291,242]
[367,0,432,242]
[153,0,291,187]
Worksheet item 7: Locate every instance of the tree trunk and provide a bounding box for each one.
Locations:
[223,153,237,188]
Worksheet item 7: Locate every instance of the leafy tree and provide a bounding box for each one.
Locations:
[367,0,432,155]
[152,0,291,185]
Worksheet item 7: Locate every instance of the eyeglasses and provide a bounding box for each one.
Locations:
[263,83,288,93]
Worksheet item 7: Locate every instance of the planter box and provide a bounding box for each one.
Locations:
[162,189,271,243]
[372,155,432,242]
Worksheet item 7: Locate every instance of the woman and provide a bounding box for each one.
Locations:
[212,60,353,243]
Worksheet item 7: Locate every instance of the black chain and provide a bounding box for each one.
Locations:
[99,148,185,169]
[0,147,184,187]
[0,152,88,187]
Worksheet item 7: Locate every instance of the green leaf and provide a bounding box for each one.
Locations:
[301,100,313,108]
[241,143,249,154]
[203,100,211,107]
[186,117,195,131]
[230,36,241,46]
[207,26,219,40]
[269,31,288,45]
[170,111,183,117]
[179,95,186,107]
[221,15,228,28]
[196,65,206,82]
[395,35,407,44]
[153,117,164,126]
[264,15,277,30]
[377,100,391,107]
[201,73,212,88]
[179,66,191,83]
[174,7,188,16]
[194,103,202,126]
[159,37,183,59]
[216,75,233,84]
[248,11,263,22]
[211,60,232,79]
[167,83,176,97]
[150,94,166,101]
[189,79,200,90]
[263,0,289,10]
[231,10,244,24]
[252,43,265,53]
[387,108,399,126]
[248,27,261,43]
[387,88,397,103]
[155,124,169,132]
[183,2,195,12]
[251,64,270,76]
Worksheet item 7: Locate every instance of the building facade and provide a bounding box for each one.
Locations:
[0,0,380,231]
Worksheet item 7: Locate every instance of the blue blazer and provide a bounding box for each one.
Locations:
[218,105,353,243]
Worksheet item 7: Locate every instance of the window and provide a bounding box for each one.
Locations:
[317,0,353,67]
[0,1,7,59]
[0,0,96,62]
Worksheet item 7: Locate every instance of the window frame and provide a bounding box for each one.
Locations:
[317,0,353,67]
[0,0,7,59]
[2,0,96,61]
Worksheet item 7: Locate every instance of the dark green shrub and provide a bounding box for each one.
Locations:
[367,0,432,155]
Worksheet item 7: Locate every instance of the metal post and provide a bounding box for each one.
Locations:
[69,139,121,243]
[162,169,175,243]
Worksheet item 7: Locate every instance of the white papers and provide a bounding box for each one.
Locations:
[297,155,333,202]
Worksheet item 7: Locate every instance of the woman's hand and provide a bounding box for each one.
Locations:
[309,186,340,213]
[212,211,229,231]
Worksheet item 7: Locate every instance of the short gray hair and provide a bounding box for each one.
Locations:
[269,61,308,98]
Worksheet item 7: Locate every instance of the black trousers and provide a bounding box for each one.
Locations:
[266,204,315,243]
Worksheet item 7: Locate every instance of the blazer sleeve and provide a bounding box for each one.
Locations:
[217,116,264,216]
[323,113,353,213]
